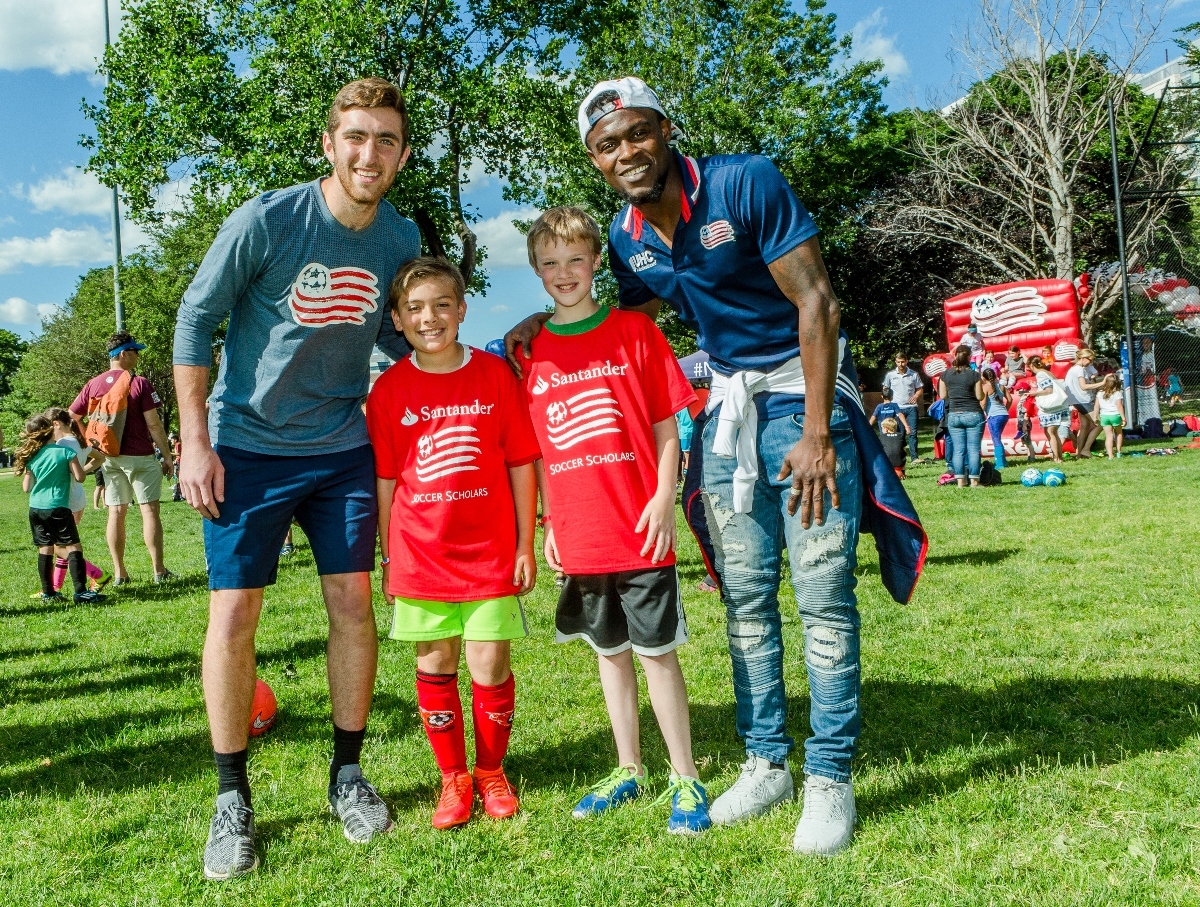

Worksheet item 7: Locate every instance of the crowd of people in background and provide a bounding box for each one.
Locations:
[871,337,1135,484]
[12,330,180,603]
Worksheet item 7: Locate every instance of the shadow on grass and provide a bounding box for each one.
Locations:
[0,642,76,661]
[853,675,1200,816]
[923,547,1021,567]
[0,596,120,618]
[0,650,199,706]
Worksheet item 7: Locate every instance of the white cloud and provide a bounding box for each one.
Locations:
[473,208,538,269]
[850,9,911,80]
[23,168,113,217]
[0,297,59,326]
[19,169,194,221]
[0,1,120,76]
[0,227,110,274]
[489,304,510,313]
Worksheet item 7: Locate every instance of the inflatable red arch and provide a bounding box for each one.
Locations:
[923,279,1085,459]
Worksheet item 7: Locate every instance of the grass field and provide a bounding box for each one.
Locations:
[2,440,1200,906]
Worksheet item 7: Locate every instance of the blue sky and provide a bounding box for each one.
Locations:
[3,0,1199,347]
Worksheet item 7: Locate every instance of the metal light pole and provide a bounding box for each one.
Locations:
[103,0,124,331]
[1108,96,1138,429]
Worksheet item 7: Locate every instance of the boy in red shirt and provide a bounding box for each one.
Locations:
[366,258,539,829]
[518,207,710,834]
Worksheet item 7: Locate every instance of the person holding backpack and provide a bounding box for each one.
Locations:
[70,331,176,585]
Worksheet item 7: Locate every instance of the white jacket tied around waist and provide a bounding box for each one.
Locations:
[705,340,857,514]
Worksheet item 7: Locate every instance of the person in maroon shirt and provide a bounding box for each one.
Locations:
[70,331,175,584]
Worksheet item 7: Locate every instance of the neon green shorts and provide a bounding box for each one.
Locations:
[1099,414,1123,428]
[389,595,528,642]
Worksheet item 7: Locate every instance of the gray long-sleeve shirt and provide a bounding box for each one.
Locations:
[173,179,421,455]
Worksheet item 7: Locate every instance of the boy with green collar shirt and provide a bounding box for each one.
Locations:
[516,206,709,835]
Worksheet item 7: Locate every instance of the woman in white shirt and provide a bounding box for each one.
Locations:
[1064,348,1103,457]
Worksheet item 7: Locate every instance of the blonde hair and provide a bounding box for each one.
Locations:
[881,417,899,433]
[1075,347,1095,362]
[526,207,603,268]
[1100,373,1122,396]
[388,256,467,311]
[13,413,54,475]
[327,77,408,144]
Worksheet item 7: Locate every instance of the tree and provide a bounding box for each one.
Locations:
[504,0,909,356]
[872,0,1190,345]
[86,0,613,290]
[0,330,27,399]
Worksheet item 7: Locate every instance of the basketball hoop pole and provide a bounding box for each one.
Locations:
[1108,96,1138,429]
[103,0,125,331]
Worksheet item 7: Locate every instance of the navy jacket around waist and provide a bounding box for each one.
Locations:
[682,349,928,605]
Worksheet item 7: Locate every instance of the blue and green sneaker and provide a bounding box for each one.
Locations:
[572,764,645,818]
[656,774,711,835]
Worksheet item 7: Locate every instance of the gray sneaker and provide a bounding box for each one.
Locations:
[203,790,258,881]
[793,774,855,856]
[328,764,393,843]
[153,570,177,584]
[709,755,795,826]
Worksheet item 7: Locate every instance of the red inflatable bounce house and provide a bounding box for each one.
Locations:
[923,278,1086,459]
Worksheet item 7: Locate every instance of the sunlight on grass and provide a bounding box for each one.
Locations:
[1,445,1199,905]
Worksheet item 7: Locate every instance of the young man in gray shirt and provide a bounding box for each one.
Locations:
[173,78,420,880]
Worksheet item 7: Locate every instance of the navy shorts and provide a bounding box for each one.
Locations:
[204,444,378,590]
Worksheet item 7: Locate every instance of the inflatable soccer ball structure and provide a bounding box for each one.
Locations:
[924,278,1086,460]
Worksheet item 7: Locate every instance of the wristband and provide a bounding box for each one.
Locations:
[380,557,391,566]
[539,515,551,527]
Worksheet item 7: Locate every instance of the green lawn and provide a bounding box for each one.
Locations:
[2,444,1200,906]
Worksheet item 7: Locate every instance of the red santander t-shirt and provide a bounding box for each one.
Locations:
[521,309,696,575]
[366,348,541,601]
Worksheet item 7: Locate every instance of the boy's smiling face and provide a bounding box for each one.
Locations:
[533,238,600,313]
[392,276,466,357]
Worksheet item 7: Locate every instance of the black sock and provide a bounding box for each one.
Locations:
[214,749,251,806]
[37,553,54,595]
[330,724,366,786]
[67,551,88,595]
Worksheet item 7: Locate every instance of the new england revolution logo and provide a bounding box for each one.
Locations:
[699,220,736,250]
[415,425,481,482]
[288,262,380,327]
[545,388,623,451]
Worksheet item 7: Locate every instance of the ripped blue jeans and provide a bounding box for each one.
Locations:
[701,401,862,782]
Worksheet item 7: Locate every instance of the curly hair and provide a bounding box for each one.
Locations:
[13,413,54,475]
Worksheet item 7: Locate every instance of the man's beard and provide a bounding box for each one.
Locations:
[616,167,669,206]
[335,158,394,205]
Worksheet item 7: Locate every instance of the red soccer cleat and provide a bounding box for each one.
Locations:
[432,771,474,829]
[474,767,520,820]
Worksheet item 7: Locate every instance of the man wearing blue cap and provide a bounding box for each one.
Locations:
[71,330,175,584]
[506,76,883,855]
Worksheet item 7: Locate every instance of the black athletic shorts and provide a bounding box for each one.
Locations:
[555,565,687,656]
[29,507,80,547]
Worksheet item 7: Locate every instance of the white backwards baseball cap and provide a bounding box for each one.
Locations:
[577,76,685,146]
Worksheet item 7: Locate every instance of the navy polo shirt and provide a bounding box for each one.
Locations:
[609,152,820,378]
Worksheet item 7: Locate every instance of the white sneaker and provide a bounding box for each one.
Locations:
[709,755,794,826]
[792,774,855,856]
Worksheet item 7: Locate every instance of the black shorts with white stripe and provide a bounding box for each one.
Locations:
[555,565,687,657]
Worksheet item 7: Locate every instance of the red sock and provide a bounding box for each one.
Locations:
[472,674,515,773]
[416,671,467,775]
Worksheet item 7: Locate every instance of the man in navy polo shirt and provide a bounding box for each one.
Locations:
[507,78,864,855]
